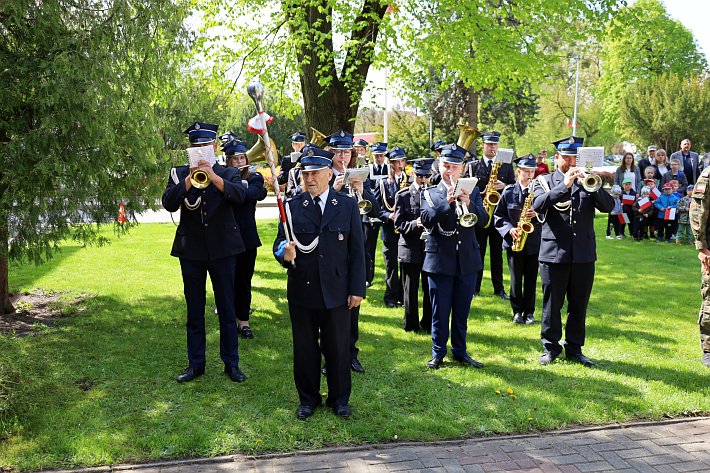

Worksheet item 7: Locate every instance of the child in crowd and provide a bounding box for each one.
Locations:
[607,185,623,240]
[676,185,694,245]
[620,178,636,237]
[643,166,658,189]
[633,186,656,240]
[654,182,680,243]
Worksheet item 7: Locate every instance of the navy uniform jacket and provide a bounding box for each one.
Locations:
[273,188,366,310]
[234,170,268,251]
[494,182,541,255]
[532,169,614,264]
[162,164,247,261]
[420,182,489,276]
[376,176,408,242]
[466,159,515,191]
[369,162,389,190]
[393,184,426,264]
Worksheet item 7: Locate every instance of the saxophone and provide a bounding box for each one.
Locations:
[511,182,535,252]
[482,161,501,228]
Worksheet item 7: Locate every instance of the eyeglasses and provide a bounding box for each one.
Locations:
[416,175,430,179]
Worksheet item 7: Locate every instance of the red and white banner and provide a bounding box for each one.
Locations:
[650,188,661,200]
[638,197,652,210]
[622,194,635,205]
[618,213,630,225]
[247,112,274,134]
[663,208,676,220]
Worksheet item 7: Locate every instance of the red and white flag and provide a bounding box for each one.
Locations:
[247,112,274,134]
[638,197,652,210]
[622,194,635,205]
[663,208,676,220]
[618,213,630,225]
[650,188,661,200]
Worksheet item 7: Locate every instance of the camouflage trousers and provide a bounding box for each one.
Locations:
[699,272,710,352]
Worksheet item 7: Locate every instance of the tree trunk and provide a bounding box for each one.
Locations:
[0,219,15,316]
[466,87,478,128]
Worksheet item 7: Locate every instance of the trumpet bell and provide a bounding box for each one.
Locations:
[190,169,210,189]
[456,123,480,152]
[246,135,278,164]
[310,127,328,147]
[582,173,603,193]
[459,212,478,228]
[358,199,373,215]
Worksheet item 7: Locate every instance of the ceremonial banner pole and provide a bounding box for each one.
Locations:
[246,80,296,258]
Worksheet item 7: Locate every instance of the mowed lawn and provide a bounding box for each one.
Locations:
[1,217,708,470]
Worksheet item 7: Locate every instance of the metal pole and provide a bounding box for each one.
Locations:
[572,57,580,136]
[383,67,389,142]
[429,114,433,148]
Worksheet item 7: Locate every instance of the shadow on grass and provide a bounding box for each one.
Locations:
[9,245,82,292]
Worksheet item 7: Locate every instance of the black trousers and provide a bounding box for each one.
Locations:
[475,224,505,294]
[234,248,257,322]
[606,214,622,236]
[382,238,403,304]
[506,250,538,316]
[179,256,239,368]
[539,261,595,355]
[363,223,381,285]
[401,262,432,331]
[289,302,351,408]
[655,217,676,240]
[350,306,360,359]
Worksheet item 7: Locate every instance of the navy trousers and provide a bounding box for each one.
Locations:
[428,271,477,359]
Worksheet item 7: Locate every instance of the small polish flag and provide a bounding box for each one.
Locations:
[622,194,635,205]
[638,197,652,210]
[618,213,630,225]
[566,118,572,128]
[247,112,274,134]
[650,188,661,200]
[664,208,676,220]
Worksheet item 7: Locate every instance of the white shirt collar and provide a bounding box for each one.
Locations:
[314,187,329,212]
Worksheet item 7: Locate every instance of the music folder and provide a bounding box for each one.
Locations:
[186,146,217,168]
[344,167,371,185]
[495,148,514,164]
[452,177,479,197]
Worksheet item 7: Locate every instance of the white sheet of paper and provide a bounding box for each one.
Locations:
[577,147,605,168]
[344,167,371,185]
[290,151,301,163]
[186,146,217,168]
[495,148,514,164]
[452,177,479,197]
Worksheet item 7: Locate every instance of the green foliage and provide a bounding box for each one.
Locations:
[620,73,710,152]
[0,0,193,264]
[595,0,707,137]
[1,222,709,469]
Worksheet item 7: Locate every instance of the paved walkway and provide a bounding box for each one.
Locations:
[59,417,710,473]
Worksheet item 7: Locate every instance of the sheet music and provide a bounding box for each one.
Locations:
[290,151,301,163]
[495,148,514,164]
[344,167,371,185]
[577,147,605,168]
[186,146,217,168]
[452,177,479,197]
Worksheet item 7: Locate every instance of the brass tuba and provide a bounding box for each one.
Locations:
[310,127,328,147]
[456,123,480,152]
[245,135,278,164]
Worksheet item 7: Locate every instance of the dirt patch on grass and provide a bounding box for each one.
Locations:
[0,290,88,336]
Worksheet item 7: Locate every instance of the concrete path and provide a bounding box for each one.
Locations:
[56,417,710,472]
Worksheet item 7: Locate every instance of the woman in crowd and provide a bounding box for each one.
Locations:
[653,149,670,179]
[614,152,642,192]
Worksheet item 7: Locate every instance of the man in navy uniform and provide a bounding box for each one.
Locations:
[532,136,614,367]
[494,154,541,325]
[429,139,445,186]
[273,144,366,420]
[354,138,369,166]
[421,144,489,369]
[364,141,389,286]
[466,131,515,299]
[278,131,306,186]
[394,158,434,332]
[162,122,247,383]
[375,145,408,307]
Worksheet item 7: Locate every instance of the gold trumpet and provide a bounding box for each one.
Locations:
[190,169,210,189]
[578,163,602,192]
[310,127,328,147]
[456,199,478,227]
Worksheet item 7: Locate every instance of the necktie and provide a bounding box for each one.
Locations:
[313,196,322,216]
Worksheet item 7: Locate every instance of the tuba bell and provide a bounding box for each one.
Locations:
[245,135,278,164]
[456,122,480,152]
[310,127,328,147]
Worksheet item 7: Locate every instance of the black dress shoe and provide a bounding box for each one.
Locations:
[239,326,254,339]
[512,313,525,324]
[333,404,351,418]
[453,354,484,368]
[496,290,510,301]
[224,366,246,382]
[525,313,535,325]
[177,366,205,383]
[538,351,560,366]
[351,358,365,373]
[296,404,315,420]
[702,352,710,367]
[566,352,594,367]
[426,357,444,369]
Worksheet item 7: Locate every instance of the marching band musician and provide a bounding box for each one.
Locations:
[278,131,306,186]
[532,136,614,367]
[354,138,369,166]
[429,139,445,185]
[394,158,434,333]
[375,146,408,308]
[273,144,366,420]
[221,133,268,339]
[162,122,247,383]
[465,131,515,300]
[493,154,541,325]
[421,144,489,369]
[364,142,390,287]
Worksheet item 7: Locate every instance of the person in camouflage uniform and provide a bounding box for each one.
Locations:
[689,168,710,367]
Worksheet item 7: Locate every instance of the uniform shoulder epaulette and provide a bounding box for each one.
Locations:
[395,187,410,196]
[503,183,515,192]
[701,168,710,178]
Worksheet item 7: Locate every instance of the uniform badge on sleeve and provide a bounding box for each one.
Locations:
[694,181,707,197]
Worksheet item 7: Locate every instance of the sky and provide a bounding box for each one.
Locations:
[360,0,710,110]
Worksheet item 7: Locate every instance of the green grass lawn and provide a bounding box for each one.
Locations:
[1,218,708,471]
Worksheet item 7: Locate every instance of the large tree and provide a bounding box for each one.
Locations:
[0,0,193,313]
